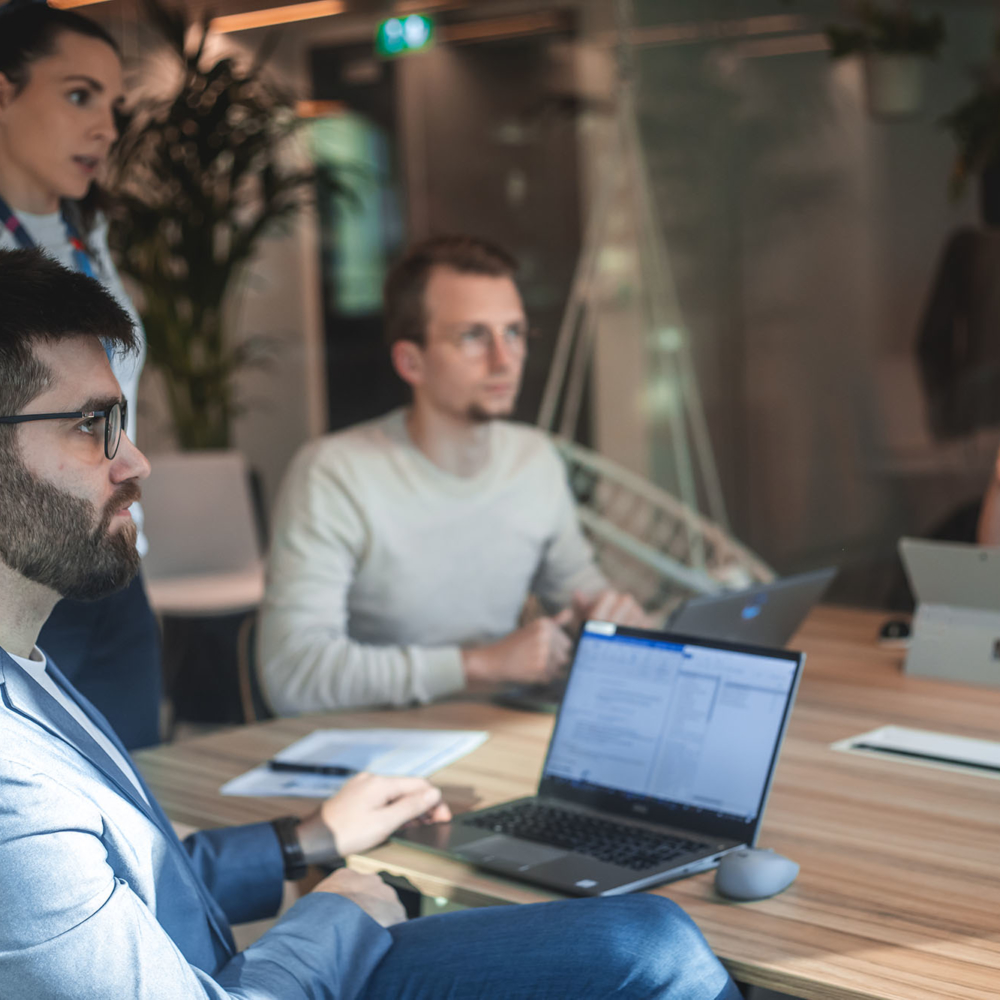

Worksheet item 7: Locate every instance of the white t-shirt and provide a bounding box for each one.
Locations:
[9,647,148,804]
[0,209,148,555]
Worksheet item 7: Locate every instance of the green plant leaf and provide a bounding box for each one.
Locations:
[108,0,352,448]
[825,2,946,59]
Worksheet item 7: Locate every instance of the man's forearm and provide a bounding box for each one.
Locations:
[460,644,495,688]
[258,617,466,713]
[183,823,285,924]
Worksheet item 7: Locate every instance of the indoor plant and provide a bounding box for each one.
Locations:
[943,32,1000,204]
[108,0,328,449]
[825,1,946,118]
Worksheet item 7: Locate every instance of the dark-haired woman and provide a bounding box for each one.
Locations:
[0,0,160,748]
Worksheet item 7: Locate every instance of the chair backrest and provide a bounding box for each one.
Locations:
[141,450,262,580]
[554,437,774,613]
[236,612,273,723]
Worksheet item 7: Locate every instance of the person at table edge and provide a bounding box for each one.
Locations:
[259,234,650,715]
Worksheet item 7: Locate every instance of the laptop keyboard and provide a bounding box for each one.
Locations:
[464,801,705,872]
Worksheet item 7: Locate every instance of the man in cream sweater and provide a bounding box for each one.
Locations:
[259,235,646,715]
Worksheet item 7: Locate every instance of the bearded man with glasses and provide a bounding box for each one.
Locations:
[0,394,139,600]
[259,234,652,716]
[0,246,741,1000]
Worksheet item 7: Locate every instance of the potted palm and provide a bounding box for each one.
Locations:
[825,1,946,119]
[943,33,1000,212]
[107,0,334,449]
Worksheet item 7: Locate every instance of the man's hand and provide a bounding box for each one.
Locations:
[462,609,574,686]
[572,588,656,630]
[311,867,407,928]
[296,773,451,863]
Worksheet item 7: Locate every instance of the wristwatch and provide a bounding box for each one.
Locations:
[271,815,308,881]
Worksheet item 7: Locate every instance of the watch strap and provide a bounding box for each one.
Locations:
[271,815,308,881]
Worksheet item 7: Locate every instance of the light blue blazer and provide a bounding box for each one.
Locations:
[0,649,392,998]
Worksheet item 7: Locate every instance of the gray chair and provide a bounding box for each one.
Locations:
[140,451,268,730]
[141,450,265,617]
[555,438,774,616]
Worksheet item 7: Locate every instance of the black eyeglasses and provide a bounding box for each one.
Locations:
[0,400,127,460]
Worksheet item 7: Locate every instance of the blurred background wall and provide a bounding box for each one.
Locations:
[93,0,1000,606]
[617,0,1000,604]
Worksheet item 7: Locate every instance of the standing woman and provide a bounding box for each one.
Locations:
[0,0,161,748]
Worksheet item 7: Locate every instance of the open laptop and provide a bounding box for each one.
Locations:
[667,567,836,646]
[900,538,1000,687]
[496,567,833,712]
[396,622,804,896]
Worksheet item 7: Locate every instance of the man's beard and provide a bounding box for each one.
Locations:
[466,398,516,423]
[0,449,141,601]
[466,403,495,424]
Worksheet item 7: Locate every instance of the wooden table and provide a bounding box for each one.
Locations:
[135,607,1000,1000]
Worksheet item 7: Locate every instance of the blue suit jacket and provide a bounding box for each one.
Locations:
[0,649,392,998]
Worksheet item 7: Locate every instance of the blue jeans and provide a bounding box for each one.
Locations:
[359,895,742,999]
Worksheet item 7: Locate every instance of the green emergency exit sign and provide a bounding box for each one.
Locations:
[375,14,434,58]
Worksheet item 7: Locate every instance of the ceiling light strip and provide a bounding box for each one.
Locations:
[210,0,345,34]
[49,0,110,8]
[440,12,567,44]
[623,14,809,49]
[733,34,830,59]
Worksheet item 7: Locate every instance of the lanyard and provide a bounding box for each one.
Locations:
[0,194,115,364]
[0,194,97,279]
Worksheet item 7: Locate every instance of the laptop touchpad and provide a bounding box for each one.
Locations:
[458,834,566,869]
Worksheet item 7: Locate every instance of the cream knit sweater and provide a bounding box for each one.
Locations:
[258,408,606,714]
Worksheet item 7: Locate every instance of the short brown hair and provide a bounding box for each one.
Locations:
[383,234,517,346]
[0,249,137,427]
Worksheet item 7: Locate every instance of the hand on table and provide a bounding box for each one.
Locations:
[461,609,574,686]
[571,588,656,630]
[296,773,451,864]
[312,867,407,928]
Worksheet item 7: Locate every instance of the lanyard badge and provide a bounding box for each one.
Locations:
[0,195,115,363]
[0,195,98,279]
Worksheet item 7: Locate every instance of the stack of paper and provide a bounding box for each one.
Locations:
[832,725,1000,779]
[221,729,489,798]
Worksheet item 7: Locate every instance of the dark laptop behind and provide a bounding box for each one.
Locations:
[396,622,804,896]
[497,567,833,713]
[671,567,836,646]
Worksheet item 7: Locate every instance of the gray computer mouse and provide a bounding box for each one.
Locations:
[714,848,799,902]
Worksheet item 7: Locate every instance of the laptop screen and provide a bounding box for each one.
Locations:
[538,622,803,844]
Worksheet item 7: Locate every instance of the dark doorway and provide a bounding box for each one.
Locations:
[311,19,585,435]
[310,43,408,431]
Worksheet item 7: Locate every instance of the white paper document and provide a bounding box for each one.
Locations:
[221,729,489,798]
[832,725,1000,779]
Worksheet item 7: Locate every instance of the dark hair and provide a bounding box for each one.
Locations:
[0,1,119,92]
[0,249,137,424]
[383,234,518,346]
[0,1,120,234]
